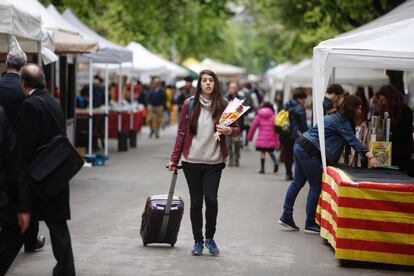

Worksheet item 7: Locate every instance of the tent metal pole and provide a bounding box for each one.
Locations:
[118,64,122,132]
[104,64,109,156]
[88,59,93,156]
[37,41,42,67]
[130,68,134,130]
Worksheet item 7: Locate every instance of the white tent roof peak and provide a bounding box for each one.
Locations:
[13,0,78,35]
[46,4,81,35]
[0,0,42,41]
[127,41,188,77]
[200,58,246,75]
[338,0,414,38]
[62,8,132,63]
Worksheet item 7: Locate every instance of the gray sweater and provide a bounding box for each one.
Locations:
[182,95,223,164]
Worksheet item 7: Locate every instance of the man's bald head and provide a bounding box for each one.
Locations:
[20,63,46,92]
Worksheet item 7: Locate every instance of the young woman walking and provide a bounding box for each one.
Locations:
[168,69,240,256]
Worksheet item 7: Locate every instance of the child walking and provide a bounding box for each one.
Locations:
[247,102,280,174]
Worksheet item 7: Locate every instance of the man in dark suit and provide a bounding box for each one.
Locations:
[13,64,76,276]
[0,105,31,275]
[0,49,45,253]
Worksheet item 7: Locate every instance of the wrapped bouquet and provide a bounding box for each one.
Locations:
[214,98,250,141]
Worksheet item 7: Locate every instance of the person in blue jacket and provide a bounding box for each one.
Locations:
[280,88,308,180]
[278,95,379,234]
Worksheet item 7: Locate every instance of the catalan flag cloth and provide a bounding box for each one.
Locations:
[316,166,414,266]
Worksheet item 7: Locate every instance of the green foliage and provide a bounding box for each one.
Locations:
[39,0,405,73]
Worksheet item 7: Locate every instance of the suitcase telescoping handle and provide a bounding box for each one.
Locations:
[159,165,182,241]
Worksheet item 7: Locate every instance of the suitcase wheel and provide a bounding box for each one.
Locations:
[143,243,148,246]
[170,243,175,247]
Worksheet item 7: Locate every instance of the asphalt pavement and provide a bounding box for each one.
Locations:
[8,125,414,276]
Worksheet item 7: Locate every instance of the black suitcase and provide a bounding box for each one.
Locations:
[140,167,184,247]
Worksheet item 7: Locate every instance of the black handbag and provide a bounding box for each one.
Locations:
[27,96,84,201]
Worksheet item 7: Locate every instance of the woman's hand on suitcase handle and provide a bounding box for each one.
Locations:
[167,162,183,172]
[168,161,177,172]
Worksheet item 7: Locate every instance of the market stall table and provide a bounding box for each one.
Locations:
[316,166,414,266]
[75,108,146,145]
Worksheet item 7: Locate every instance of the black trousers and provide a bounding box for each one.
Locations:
[45,220,76,276]
[182,162,224,243]
[24,219,40,247]
[0,225,24,275]
[0,220,75,276]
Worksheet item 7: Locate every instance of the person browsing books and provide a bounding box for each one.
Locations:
[168,69,241,256]
[278,95,379,234]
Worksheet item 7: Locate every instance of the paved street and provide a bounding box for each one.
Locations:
[8,125,414,276]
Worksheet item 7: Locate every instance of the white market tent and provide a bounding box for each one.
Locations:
[186,58,245,77]
[13,0,98,54]
[0,0,57,64]
[0,0,42,51]
[93,41,189,80]
[201,58,246,76]
[127,41,188,78]
[313,17,414,171]
[62,8,133,157]
[282,59,389,103]
[62,9,131,63]
[265,62,293,101]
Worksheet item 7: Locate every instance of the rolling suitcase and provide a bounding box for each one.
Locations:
[140,166,184,247]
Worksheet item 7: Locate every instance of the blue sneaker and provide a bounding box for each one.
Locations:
[205,239,220,256]
[191,242,204,256]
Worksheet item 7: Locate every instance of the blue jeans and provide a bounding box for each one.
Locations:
[282,143,322,226]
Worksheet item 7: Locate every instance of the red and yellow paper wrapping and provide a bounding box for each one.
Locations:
[316,166,414,266]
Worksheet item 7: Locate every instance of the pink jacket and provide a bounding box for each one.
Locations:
[247,107,280,149]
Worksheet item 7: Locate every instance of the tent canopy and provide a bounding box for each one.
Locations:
[13,0,98,54]
[127,41,188,77]
[62,9,131,63]
[93,41,188,79]
[0,0,58,64]
[0,0,42,41]
[282,59,389,102]
[313,16,414,171]
[202,58,245,75]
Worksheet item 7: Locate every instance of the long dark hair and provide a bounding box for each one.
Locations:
[338,95,362,128]
[189,69,227,135]
[376,84,402,125]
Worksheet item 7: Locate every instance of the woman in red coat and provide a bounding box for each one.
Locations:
[168,69,240,256]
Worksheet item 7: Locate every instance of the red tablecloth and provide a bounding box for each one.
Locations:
[316,166,414,266]
[108,110,146,138]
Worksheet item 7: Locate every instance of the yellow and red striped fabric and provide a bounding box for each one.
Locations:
[316,166,414,266]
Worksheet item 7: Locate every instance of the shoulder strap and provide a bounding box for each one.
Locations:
[186,96,195,119]
[33,96,66,135]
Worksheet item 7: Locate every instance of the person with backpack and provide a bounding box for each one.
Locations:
[280,88,308,180]
[247,102,280,174]
[168,69,240,256]
[147,77,166,138]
